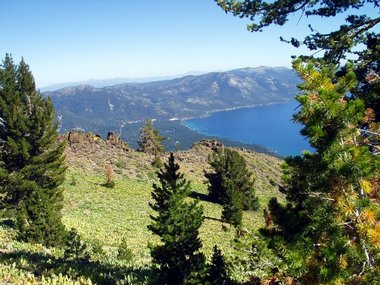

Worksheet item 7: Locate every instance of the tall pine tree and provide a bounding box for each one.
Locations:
[148,152,205,285]
[262,61,380,283]
[0,55,66,246]
[215,1,380,282]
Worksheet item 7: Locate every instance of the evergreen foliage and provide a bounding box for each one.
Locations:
[16,184,66,246]
[117,237,134,263]
[64,228,89,261]
[205,245,232,285]
[216,0,380,122]
[216,0,380,283]
[0,55,66,246]
[138,118,165,156]
[148,153,205,285]
[206,149,258,227]
[259,62,380,283]
[207,149,258,210]
[221,177,243,228]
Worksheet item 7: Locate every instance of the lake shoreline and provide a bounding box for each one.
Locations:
[179,100,310,157]
[175,99,292,122]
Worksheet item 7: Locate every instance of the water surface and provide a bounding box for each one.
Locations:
[182,101,312,157]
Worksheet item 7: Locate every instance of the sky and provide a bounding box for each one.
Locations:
[0,0,378,88]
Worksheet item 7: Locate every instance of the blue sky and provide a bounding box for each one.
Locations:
[0,0,377,87]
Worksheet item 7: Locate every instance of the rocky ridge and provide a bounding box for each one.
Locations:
[62,131,282,194]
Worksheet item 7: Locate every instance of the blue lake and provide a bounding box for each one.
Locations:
[182,101,313,157]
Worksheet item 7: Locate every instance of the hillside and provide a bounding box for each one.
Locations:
[62,131,282,196]
[0,132,283,284]
[63,132,283,267]
[45,67,299,138]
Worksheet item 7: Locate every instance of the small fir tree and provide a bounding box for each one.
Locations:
[205,245,232,285]
[138,118,165,156]
[148,153,205,285]
[64,228,89,261]
[0,55,66,246]
[117,237,134,263]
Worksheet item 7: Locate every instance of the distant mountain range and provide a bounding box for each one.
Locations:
[45,66,300,136]
[39,71,206,92]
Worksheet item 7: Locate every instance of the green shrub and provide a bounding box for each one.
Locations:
[103,180,116,188]
[64,228,90,261]
[115,159,127,169]
[117,237,134,263]
[151,156,163,168]
[89,239,104,256]
[70,175,77,186]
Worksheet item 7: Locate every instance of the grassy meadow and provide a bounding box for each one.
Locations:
[62,167,273,262]
[0,142,283,284]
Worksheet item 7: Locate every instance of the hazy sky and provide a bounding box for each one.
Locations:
[0,0,378,87]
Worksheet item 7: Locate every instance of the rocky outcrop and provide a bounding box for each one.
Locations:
[61,132,282,194]
[192,139,224,152]
[66,131,103,147]
[67,131,82,146]
[107,131,129,150]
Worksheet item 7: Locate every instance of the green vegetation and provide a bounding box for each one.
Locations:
[205,245,233,285]
[261,61,380,283]
[0,55,66,247]
[148,153,205,284]
[206,149,258,228]
[0,157,278,284]
[0,84,284,283]
[218,0,380,283]
[2,1,379,283]
[64,228,90,261]
[138,119,165,156]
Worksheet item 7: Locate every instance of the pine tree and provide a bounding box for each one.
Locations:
[206,149,258,227]
[205,245,232,285]
[0,55,66,246]
[215,1,380,282]
[261,62,380,283]
[64,228,90,261]
[148,153,205,285]
[206,148,258,209]
[138,118,165,156]
[221,177,243,228]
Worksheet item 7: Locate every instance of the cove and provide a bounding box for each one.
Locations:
[182,101,313,157]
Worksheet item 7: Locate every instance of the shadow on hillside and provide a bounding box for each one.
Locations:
[204,216,223,222]
[0,250,152,284]
[0,218,16,229]
[189,191,216,203]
